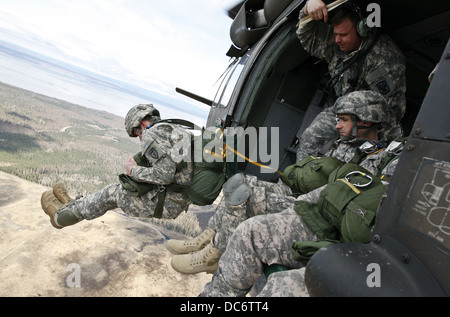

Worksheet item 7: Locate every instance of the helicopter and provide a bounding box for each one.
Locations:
[177,0,450,296]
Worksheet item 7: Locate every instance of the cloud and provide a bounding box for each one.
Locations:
[0,0,239,101]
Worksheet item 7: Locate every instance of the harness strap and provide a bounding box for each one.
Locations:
[157,118,201,130]
[326,34,380,93]
[153,182,217,218]
[154,189,166,219]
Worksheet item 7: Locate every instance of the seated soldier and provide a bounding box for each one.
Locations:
[198,93,405,297]
[167,91,402,275]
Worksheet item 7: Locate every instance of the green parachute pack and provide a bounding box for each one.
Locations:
[292,163,388,265]
[266,158,387,275]
[281,155,345,196]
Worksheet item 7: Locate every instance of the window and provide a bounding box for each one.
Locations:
[212,54,248,108]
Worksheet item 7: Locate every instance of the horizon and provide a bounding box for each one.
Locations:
[0,1,241,126]
[0,39,211,126]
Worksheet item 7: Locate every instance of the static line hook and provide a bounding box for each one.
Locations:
[345,171,373,188]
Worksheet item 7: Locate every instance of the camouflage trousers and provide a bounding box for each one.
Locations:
[200,207,318,297]
[207,174,294,254]
[296,108,339,162]
[256,268,309,297]
[63,183,190,221]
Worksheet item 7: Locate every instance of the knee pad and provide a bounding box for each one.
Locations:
[223,173,245,195]
[226,183,251,206]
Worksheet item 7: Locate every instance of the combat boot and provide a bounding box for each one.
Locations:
[170,240,221,274]
[41,191,82,229]
[41,190,64,229]
[164,227,216,255]
[53,183,73,205]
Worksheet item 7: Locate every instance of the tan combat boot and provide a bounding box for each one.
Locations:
[41,185,82,229]
[170,240,221,274]
[41,190,64,229]
[53,183,73,204]
[164,227,216,255]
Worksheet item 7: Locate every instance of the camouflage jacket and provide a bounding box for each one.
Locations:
[130,122,194,187]
[296,10,407,125]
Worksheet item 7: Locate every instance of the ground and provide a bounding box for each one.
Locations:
[0,171,212,297]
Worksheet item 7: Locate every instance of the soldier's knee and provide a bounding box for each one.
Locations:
[226,183,251,206]
[223,173,245,195]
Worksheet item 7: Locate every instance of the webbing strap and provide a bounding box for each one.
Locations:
[153,182,216,219]
[157,118,201,130]
[154,190,166,219]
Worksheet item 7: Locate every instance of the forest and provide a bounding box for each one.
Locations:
[0,81,141,195]
[0,82,205,237]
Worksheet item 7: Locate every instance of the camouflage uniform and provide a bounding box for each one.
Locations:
[208,175,294,254]
[57,121,194,223]
[207,134,394,254]
[256,268,308,297]
[199,91,403,296]
[199,152,400,297]
[295,7,406,161]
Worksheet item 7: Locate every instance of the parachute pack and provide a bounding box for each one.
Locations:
[291,162,388,265]
[281,155,345,196]
[279,156,388,265]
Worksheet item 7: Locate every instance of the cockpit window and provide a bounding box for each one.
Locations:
[212,54,248,108]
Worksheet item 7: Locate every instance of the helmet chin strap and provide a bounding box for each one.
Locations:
[340,114,365,141]
[340,134,355,142]
[341,117,378,142]
[358,124,376,138]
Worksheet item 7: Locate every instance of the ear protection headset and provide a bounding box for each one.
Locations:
[340,1,373,38]
[356,17,372,38]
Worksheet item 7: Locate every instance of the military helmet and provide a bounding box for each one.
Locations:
[335,90,391,140]
[124,104,161,137]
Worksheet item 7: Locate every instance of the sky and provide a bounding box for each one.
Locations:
[0,0,241,121]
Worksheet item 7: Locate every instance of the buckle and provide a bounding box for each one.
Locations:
[386,140,403,155]
[158,185,166,192]
[359,141,379,154]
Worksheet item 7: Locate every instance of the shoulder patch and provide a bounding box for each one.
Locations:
[144,141,166,164]
[148,148,159,160]
[375,80,391,95]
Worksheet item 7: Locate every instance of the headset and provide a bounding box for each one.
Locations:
[339,1,373,38]
[357,18,372,38]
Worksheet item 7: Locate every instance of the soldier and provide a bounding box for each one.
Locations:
[198,91,405,297]
[255,60,442,298]
[168,91,401,276]
[295,0,406,161]
[41,104,195,228]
